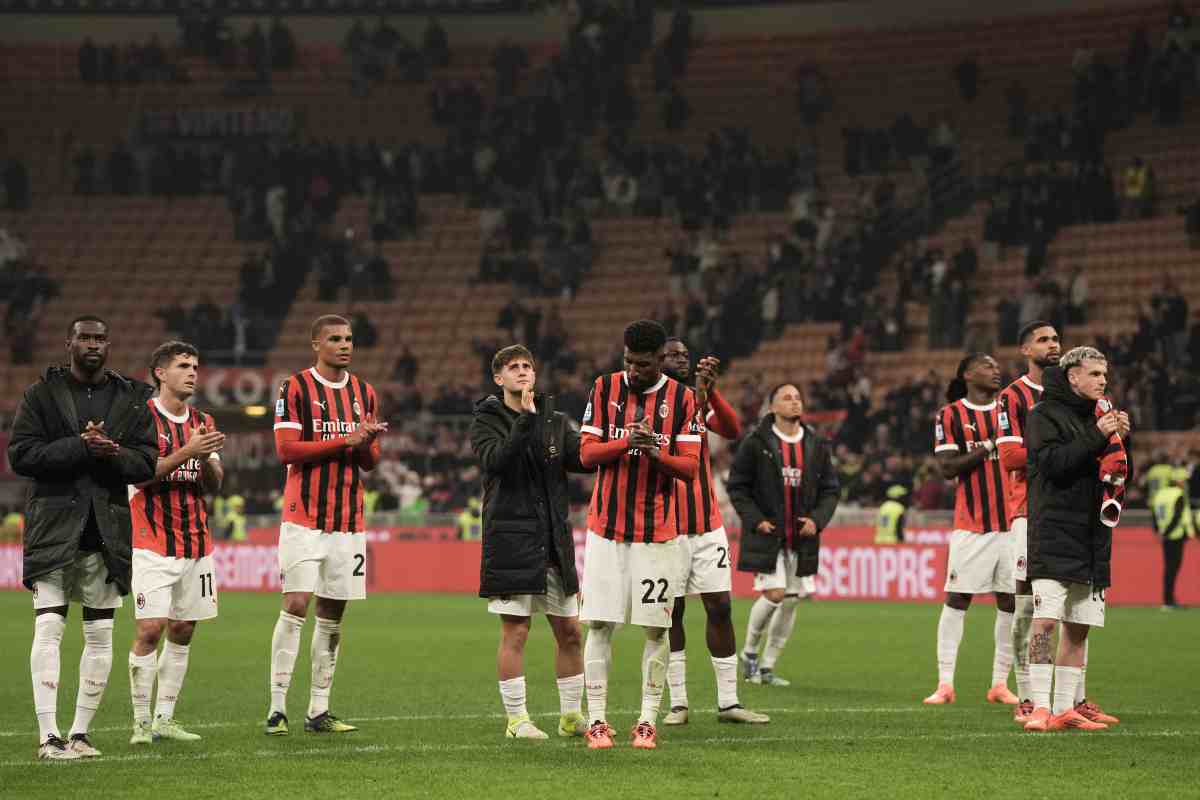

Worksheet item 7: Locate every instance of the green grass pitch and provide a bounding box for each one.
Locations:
[1,592,1197,799]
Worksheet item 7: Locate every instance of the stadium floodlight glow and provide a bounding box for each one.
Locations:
[243,404,269,417]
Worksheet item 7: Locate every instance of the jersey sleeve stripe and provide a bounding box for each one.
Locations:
[935,444,961,452]
[274,422,303,430]
[996,436,1022,445]
[580,425,603,436]
[677,434,702,442]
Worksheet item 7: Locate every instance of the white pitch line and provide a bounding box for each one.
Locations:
[2,730,1195,769]
[0,707,926,739]
[2,705,1198,740]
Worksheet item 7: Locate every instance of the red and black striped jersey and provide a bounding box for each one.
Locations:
[130,398,214,559]
[996,375,1043,519]
[674,416,722,536]
[934,398,1009,534]
[581,372,701,543]
[775,425,806,546]
[273,367,377,533]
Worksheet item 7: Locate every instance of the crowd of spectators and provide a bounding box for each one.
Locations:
[77,35,191,89]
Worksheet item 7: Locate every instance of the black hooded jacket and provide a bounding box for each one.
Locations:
[728,413,840,577]
[1026,365,1123,588]
[469,394,590,597]
[8,367,157,593]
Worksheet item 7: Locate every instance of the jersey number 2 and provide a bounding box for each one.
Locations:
[352,554,365,577]
[640,578,669,604]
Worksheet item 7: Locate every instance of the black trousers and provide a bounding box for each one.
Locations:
[1162,537,1186,606]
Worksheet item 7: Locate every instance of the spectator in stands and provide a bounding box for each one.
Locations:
[954,54,980,103]
[664,0,694,77]
[1122,157,1154,218]
[1184,195,1200,248]
[392,345,419,385]
[663,84,690,131]
[1066,267,1089,325]
[350,308,378,349]
[491,38,528,98]
[424,16,450,68]
[244,22,269,80]
[3,158,30,211]
[270,17,296,70]
[78,37,99,83]
[1005,80,1029,138]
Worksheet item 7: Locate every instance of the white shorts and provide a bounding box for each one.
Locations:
[132,548,218,621]
[580,532,677,628]
[753,548,817,597]
[1011,517,1029,583]
[32,551,123,610]
[278,521,367,601]
[675,527,733,597]
[488,567,579,618]
[1032,579,1106,628]
[944,529,1014,594]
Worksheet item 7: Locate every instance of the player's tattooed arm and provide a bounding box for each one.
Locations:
[1029,630,1054,664]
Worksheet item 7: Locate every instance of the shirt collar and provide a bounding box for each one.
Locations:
[961,399,997,412]
[153,396,190,424]
[622,372,668,394]
[1020,374,1044,392]
[772,424,805,444]
[309,366,349,390]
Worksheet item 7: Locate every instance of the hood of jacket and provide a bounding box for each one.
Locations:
[1042,365,1096,417]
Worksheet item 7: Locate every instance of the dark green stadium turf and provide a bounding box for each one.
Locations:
[1,592,1197,798]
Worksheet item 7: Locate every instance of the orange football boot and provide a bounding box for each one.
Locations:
[1047,709,1108,731]
[631,721,658,750]
[986,684,1020,705]
[922,683,956,705]
[1074,700,1119,725]
[585,721,614,749]
[1023,707,1052,732]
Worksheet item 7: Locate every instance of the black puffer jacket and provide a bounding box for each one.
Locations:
[469,394,590,597]
[1026,366,1125,588]
[728,414,840,577]
[8,367,157,593]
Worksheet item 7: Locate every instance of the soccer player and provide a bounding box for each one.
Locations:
[660,339,768,725]
[1023,347,1129,732]
[924,354,1019,706]
[266,315,387,735]
[8,316,157,760]
[469,345,592,740]
[729,383,840,688]
[128,341,225,744]
[996,321,1059,721]
[578,320,701,750]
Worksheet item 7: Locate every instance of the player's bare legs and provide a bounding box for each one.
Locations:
[131,617,200,743]
[495,614,545,739]
[546,614,587,736]
[986,592,1019,705]
[583,621,615,748]
[925,592,972,704]
[741,587,784,680]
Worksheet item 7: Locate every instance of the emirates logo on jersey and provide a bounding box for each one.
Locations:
[782,466,803,488]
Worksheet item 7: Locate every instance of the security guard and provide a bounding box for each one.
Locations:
[1144,453,1176,499]
[1152,467,1194,609]
[226,495,248,542]
[457,497,483,541]
[875,485,908,544]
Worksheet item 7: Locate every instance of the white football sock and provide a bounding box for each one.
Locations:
[762,596,799,670]
[743,596,779,656]
[307,617,341,719]
[155,641,190,720]
[712,655,739,710]
[498,676,527,722]
[936,606,966,687]
[556,673,583,716]
[1012,595,1034,701]
[992,610,1014,687]
[667,650,688,709]
[584,625,612,724]
[1053,666,1082,715]
[1029,663,1054,711]
[269,611,305,716]
[31,613,65,742]
[1076,640,1088,704]
[129,651,157,725]
[639,635,668,725]
[70,618,114,737]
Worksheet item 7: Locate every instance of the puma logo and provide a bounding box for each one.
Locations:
[611,401,624,412]
[313,401,327,411]
[159,434,171,442]
[964,422,977,432]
